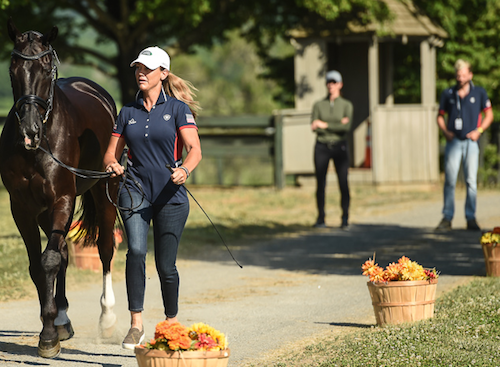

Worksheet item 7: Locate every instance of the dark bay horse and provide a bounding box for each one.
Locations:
[0,20,120,358]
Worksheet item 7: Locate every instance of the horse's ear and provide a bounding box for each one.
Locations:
[7,17,21,42]
[42,26,58,45]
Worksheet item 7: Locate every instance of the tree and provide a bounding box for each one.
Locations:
[0,0,390,105]
[413,0,500,115]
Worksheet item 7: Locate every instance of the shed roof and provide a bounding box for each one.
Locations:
[290,0,447,39]
[349,0,447,38]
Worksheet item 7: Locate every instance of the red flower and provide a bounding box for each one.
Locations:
[194,334,218,350]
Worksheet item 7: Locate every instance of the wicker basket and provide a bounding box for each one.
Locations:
[367,279,438,326]
[134,347,230,367]
[482,243,500,276]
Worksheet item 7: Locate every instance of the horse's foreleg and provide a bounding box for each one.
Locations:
[39,210,74,342]
[38,241,62,358]
[37,197,74,358]
[11,204,61,357]
[54,254,74,341]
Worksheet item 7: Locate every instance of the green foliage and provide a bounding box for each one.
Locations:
[174,30,290,116]
[415,0,500,115]
[393,42,421,104]
[479,143,500,187]
[0,0,390,105]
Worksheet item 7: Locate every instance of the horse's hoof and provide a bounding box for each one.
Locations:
[38,338,61,358]
[57,321,74,341]
[99,323,116,339]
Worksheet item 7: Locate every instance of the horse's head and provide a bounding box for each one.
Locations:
[8,19,58,150]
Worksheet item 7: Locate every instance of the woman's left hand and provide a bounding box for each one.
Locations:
[170,168,188,185]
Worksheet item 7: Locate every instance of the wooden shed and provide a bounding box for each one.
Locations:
[274,0,447,188]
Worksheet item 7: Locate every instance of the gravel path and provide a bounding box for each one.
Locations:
[0,190,498,366]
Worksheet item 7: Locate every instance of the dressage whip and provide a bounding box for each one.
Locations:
[166,164,243,268]
[38,141,242,268]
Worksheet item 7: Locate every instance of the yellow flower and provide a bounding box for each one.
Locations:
[188,323,227,351]
[362,256,438,282]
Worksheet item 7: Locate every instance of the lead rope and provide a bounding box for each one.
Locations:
[166,164,243,268]
[39,139,145,210]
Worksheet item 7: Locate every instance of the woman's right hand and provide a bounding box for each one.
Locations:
[311,119,329,131]
[105,161,125,177]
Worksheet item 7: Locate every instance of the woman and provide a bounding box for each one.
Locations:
[311,70,353,230]
[104,46,202,349]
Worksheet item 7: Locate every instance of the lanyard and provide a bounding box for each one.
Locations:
[455,89,462,118]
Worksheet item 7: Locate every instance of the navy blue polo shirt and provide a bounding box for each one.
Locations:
[113,89,198,205]
[438,82,492,140]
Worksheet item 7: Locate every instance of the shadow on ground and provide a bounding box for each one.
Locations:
[209,224,485,277]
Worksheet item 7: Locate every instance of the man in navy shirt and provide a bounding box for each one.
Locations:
[435,59,493,231]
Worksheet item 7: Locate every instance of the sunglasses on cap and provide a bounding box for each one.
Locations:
[326,79,338,84]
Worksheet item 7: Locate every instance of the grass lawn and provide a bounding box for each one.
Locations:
[246,277,500,367]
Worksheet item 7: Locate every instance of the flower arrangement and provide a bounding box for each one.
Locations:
[144,321,228,352]
[480,227,500,247]
[362,255,439,283]
[67,220,123,245]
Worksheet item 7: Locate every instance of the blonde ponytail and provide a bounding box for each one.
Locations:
[163,72,201,118]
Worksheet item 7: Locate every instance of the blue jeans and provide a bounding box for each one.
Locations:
[442,138,479,221]
[119,190,189,318]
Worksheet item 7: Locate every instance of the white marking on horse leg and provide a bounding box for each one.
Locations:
[54,309,70,326]
[99,271,116,338]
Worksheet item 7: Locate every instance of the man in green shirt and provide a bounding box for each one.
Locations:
[311,70,353,229]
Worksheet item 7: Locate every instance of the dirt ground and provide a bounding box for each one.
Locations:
[0,188,498,366]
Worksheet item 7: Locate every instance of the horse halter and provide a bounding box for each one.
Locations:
[11,39,59,125]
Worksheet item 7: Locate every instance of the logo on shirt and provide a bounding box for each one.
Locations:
[486,99,492,108]
[163,114,171,121]
[128,118,137,125]
[470,97,476,104]
[186,114,196,125]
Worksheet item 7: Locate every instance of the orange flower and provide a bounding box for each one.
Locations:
[145,321,228,351]
[362,255,438,282]
[153,321,191,351]
[384,262,401,281]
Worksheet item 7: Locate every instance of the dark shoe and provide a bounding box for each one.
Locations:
[340,220,349,230]
[435,218,451,231]
[467,219,481,231]
[122,326,145,350]
[313,222,326,228]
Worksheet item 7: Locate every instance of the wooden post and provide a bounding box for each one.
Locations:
[368,35,379,113]
[274,113,285,189]
[384,42,394,106]
[368,35,379,182]
[420,39,436,106]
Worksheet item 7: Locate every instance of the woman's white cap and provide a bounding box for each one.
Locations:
[130,46,170,71]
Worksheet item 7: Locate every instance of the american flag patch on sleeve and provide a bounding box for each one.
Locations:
[186,114,196,124]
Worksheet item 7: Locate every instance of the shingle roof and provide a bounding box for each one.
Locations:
[348,0,447,38]
[290,0,447,39]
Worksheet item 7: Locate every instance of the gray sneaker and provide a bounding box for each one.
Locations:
[122,326,145,350]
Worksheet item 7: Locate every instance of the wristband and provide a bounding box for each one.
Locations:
[477,127,484,134]
[180,166,190,178]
